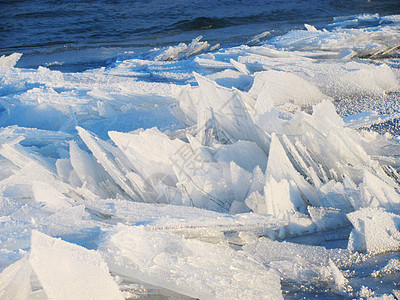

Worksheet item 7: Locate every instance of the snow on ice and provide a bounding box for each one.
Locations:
[1,14,400,299]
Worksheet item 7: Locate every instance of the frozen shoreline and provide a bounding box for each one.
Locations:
[1,14,400,299]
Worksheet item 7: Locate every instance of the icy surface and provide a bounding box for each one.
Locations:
[29,231,123,300]
[0,231,123,300]
[100,224,282,299]
[1,13,400,299]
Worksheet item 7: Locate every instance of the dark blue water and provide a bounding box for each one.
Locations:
[1,0,400,71]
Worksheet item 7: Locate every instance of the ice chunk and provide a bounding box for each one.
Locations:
[69,140,121,199]
[266,134,318,208]
[214,140,268,172]
[0,143,84,202]
[193,73,270,151]
[77,126,156,202]
[207,69,252,90]
[99,224,283,299]
[328,259,348,291]
[186,36,210,58]
[229,59,250,75]
[84,197,281,239]
[171,84,201,126]
[249,70,331,109]
[256,176,297,218]
[29,230,123,300]
[347,208,400,253]
[0,257,32,300]
[318,180,354,211]
[287,100,392,187]
[155,36,210,61]
[156,43,188,61]
[308,206,350,231]
[243,238,346,286]
[0,126,72,145]
[0,53,22,68]
[360,170,400,211]
[304,24,318,32]
[32,181,73,213]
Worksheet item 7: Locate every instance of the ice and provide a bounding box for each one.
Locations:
[243,237,356,288]
[29,230,123,300]
[347,208,400,253]
[328,259,349,291]
[155,36,213,61]
[1,13,400,299]
[344,111,400,129]
[229,59,250,75]
[269,14,400,58]
[265,134,318,209]
[32,181,73,213]
[68,140,122,199]
[249,70,331,110]
[308,206,350,231]
[0,53,22,68]
[213,140,267,172]
[360,170,400,211]
[0,231,124,300]
[247,176,297,218]
[0,257,32,300]
[99,224,283,299]
[77,126,155,202]
[372,258,400,277]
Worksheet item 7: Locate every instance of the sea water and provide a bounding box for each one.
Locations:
[1,0,400,71]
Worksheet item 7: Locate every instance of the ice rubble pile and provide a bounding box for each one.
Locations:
[155,36,220,61]
[1,14,400,299]
[269,14,400,58]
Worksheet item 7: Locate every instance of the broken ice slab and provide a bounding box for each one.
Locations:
[108,128,181,185]
[68,140,124,199]
[249,70,331,110]
[347,208,400,254]
[77,126,157,202]
[265,134,319,210]
[0,53,23,68]
[242,235,371,294]
[155,36,211,61]
[84,198,287,241]
[32,181,73,213]
[99,224,283,300]
[360,170,400,211]
[0,125,72,146]
[0,142,88,202]
[308,206,351,231]
[176,73,270,152]
[29,230,123,300]
[0,143,57,174]
[0,257,32,300]
[0,231,124,300]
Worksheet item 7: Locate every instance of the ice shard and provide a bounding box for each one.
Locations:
[99,224,283,300]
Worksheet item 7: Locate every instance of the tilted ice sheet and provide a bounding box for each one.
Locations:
[0,231,123,300]
[99,224,283,300]
[29,230,123,300]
